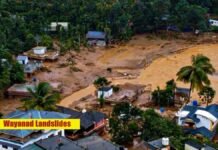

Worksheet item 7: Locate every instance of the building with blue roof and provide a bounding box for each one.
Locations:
[86,31,107,47]
[0,110,70,150]
[176,104,218,140]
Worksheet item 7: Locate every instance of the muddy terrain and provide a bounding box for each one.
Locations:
[2,33,218,114]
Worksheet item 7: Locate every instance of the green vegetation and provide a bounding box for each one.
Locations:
[112,85,120,93]
[0,0,217,96]
[21,82,60,111]
[0,0,218,54]
[109,102,143,145]
[0,47,25,96]
[98,95,105,108]
[198,86,216,106]
[93,77,111,88]
[152,79,176,106]
[109,102,218,149]
[109,103,182,147]
[141,109,183,141]
[177,54,215,100]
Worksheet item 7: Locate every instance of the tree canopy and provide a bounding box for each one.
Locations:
[21,82,60,111]
[0,0,217,54]
[0,47,25,96]
[177,55,215,97]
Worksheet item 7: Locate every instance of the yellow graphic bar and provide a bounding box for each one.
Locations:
[0,119,80,130]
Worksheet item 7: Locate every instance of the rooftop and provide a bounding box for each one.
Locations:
[0,110,70,139]
[179,104,218,122]
[175,87,190,96]
[178,104,218,139]
[185,127,216,139]
[76,135,122,150]
[145,138,175,150]
[58,106,106,130]
[22,135,123,150]
[23,135,84,150]
[17,55,28,60]
[7,83,35,97]
[86,31,106,40]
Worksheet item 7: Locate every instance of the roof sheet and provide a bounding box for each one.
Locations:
[1,110,70,138]
[206,104,218,118]
[77,135,121,150]
[35,135,83,150]
[86,31,106,39]
[176,87,190,95]
[190,127,214,139]
[58,106,106,129]
[180,104,218,122]
[195,110,217,122]
[21,144,43,150]
[17,55,28,60]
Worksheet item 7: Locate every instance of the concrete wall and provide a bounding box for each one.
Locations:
[98,89,113,98]
[33,49,46,55]
[88,40,106,47]
[18,58,28,65]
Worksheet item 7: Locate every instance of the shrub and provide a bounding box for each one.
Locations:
[112,85,120,93]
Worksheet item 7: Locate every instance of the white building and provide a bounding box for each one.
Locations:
[0,110,70,150]
[98,87,113,98]
[33,46,47,55]
[16,55,29,65]
[50,22,69,31]
[209,19,218,27]
[175,104,218,140]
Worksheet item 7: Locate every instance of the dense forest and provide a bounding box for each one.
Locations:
[1,0,218,94]
[0,0,218,54]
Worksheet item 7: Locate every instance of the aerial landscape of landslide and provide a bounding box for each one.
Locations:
[1,0,218,149]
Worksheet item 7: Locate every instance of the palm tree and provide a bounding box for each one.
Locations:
[176,54,215,101]
[22,82,60,111]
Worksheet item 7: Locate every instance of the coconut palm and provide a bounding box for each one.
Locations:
[176,54,215,100]
[21,82,60,111]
